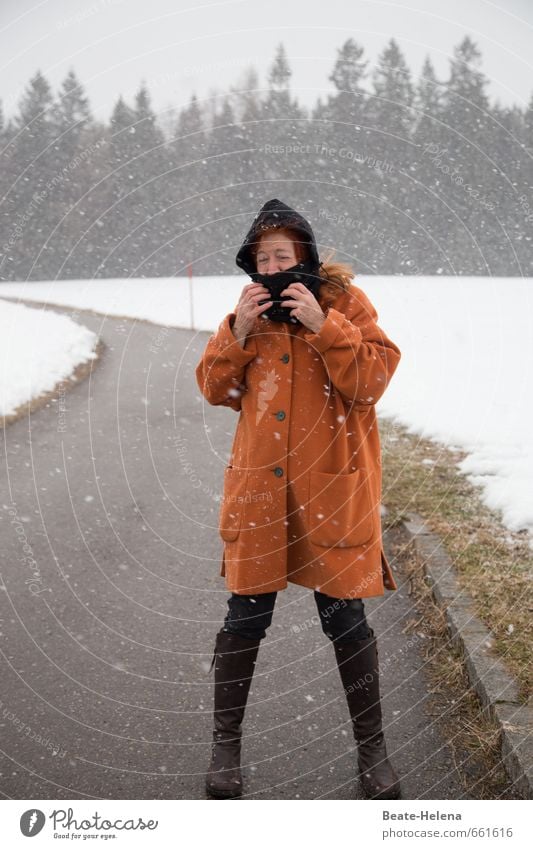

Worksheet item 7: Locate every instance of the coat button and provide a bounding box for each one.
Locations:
[280,353,290,363]
[273,467,284,477]
[275,410,286,421]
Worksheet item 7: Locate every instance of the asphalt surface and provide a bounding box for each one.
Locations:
[0,303,493,800]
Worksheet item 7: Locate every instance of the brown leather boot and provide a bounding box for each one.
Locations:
[205,629,261,799]
[333,628,401,799]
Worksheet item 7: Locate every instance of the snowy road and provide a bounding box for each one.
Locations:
[0,303,506,800]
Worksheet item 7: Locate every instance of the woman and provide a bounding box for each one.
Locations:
[195,198,402,800]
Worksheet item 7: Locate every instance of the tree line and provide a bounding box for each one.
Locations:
[1,36,532,281]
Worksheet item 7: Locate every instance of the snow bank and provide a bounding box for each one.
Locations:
[0,298,98,417]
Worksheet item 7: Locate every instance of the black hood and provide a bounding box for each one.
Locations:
[235,198,320,277]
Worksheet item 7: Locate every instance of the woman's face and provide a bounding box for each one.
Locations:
[255,231,299,275]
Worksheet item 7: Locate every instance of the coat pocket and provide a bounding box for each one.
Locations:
[218,466,248,542]
[308,469,374,548]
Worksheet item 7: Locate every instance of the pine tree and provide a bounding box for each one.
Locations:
[95,94,144,276]
[43,70,98,279]
[52,69,92,147]
[438,36,492,272]
[129,82,169,276]
[227,68,268,269]
[370,38,415,137]
[328,38,368,119]
[261,43,307,188]
[366,39,416,273]
[264,43,293,116]
[413,56,444,145]
[203,97,248,274]
[440,35,491,178]
[232,67,262,125]
[166,93,209,274]
[229,66,266,204]
[0,98,11,280]
[134,82,165,154]
[7,70,56,279]
[408,56,447,274]
[307,39,371,273]
[483,102,532,274]
[444,36,490,133]
[524,91,533,152]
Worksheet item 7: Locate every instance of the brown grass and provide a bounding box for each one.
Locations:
[390,524,516,798]
[379,417,532,700]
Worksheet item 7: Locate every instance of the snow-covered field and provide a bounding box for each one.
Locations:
[0,275,531,546]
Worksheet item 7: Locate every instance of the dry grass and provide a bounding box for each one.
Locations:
[390,524,516,799]
[380,417,532,701]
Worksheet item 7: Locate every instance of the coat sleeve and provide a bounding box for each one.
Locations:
[303,285,401,407]
[195,312,257,411]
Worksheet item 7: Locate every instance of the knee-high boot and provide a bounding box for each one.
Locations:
[205,629,261,799]
[333,628,401,799]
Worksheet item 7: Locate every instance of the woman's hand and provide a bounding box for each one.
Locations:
[280,282,326,333]
[233,282,272,344]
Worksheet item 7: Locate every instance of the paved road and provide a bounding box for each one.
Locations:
[0,303,506,800]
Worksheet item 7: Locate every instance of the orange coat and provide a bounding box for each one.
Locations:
[195,280,402,598]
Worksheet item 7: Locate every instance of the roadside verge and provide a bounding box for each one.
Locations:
[402,511,532,799]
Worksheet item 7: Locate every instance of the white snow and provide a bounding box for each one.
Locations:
[1,273,532,546]
[0,297,98,417]
[374,275,533,542]
[0,276,200,329]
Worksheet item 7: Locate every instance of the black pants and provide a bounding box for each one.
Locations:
[223,590,371,643]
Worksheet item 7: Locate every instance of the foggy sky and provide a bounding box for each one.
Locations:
[1,0,532,124]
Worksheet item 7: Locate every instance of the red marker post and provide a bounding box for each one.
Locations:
[187,261,194,329]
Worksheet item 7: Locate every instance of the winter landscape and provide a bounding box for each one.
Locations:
[1,0,531,822]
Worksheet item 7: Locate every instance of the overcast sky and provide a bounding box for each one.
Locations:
[1,0,532,126]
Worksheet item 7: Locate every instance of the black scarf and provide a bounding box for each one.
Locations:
[235,199,322,324]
